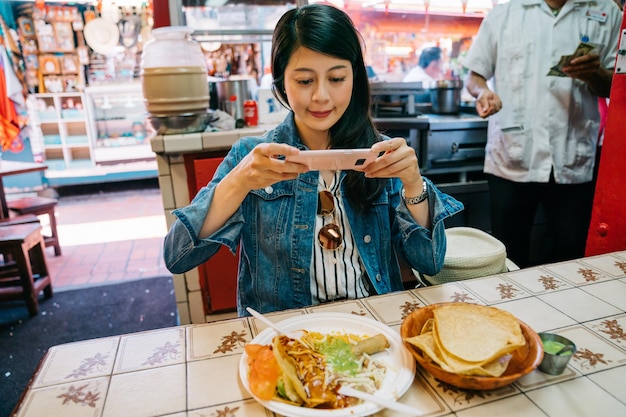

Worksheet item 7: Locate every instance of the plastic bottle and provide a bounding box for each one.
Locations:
[244,100,258,126]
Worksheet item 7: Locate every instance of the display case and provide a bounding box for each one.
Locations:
[29,92,93,171]
[27,82,157,186]
[84,82,153,164]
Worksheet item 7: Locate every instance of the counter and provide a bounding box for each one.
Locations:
[373,113,488,178]
[426,112,488,130]
[11,251,626,416]
[150,113,488,324]
[148,114,487,156]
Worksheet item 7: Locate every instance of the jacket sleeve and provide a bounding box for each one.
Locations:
[163,144,249,274]
[394,177,464,276]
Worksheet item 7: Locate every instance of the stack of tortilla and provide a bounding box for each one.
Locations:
[404,303,526,377]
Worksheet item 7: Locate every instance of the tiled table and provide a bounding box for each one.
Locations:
[12,251,626,416]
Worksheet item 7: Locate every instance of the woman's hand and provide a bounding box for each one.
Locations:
[366,138,431,227]
[200,143,304,238]
[365,138,423,193]
[229,143,305,192]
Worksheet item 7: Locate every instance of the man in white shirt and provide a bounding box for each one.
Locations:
[463,0,621,267]
[403,46,443,83]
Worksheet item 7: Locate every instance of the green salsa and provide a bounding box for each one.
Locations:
[317,337,360,375]
[543,340,573,355]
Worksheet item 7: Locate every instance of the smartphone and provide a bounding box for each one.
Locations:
[285,149,378,171]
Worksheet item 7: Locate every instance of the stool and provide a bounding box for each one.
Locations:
[0,222,53,316]
[0,214,40,227]
[7,196,61,256]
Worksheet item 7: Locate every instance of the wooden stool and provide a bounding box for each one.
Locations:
[0,214,40,227]
[0,223,53,316]
[7,196,61,256]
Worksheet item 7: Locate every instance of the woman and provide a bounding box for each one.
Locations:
[164,4,463,315]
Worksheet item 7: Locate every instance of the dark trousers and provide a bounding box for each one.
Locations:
[487,173,594,268]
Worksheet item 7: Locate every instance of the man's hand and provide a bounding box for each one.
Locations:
[563,51,613,98]
[475,89,502,118]
[563,51,601,82]
[465,71,502,118]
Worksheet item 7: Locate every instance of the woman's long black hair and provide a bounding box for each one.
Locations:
[271,4,386,212]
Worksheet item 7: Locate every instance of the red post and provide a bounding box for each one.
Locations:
[152,0,171,28]
[586,9,626,255]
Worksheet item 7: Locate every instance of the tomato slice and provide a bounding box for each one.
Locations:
[245,344,265,358]
[245,344,281,400]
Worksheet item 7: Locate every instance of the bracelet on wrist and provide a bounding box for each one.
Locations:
[402,180,428,205]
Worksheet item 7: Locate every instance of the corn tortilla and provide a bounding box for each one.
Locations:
[433,303,525,363]
[404,303,526,377]
[405,331,513,376]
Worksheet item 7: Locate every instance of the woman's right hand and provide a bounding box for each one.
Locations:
[230,143,306,192]
[200,143,305,238]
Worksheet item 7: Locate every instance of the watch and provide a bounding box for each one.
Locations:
[402,181,428,205]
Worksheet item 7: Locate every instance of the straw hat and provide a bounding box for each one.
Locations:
[84,18,120,56]
[423,227,508,285]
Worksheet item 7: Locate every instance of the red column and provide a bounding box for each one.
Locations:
[153,0,171,28]
[586,10,626,255]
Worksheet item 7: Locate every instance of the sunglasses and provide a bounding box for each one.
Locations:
[317,190,343,250]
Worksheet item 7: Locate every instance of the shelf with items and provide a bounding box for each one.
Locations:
[25,82,157,186]
[85,82,151,164]
[15,3,89,94]
[28,92,94,172]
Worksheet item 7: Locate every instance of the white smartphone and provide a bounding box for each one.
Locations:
[285,149,379,171]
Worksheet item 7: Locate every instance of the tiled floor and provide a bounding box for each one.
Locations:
[12,179,171,291]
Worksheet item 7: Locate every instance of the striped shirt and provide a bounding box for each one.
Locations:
[311,171,370,304]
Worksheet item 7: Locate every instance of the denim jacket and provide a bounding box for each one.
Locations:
[164,115,464,315]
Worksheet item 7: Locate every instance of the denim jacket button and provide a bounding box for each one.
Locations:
[375,273,382,282]
[363,235,372,243]
[264,186,273,194]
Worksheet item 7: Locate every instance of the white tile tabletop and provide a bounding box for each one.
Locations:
[12,252,626,417]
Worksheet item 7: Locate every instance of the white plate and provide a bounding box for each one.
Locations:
[239,312,416,417]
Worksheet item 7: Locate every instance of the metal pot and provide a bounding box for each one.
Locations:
[427,80,463,114]
[215,77,255,120]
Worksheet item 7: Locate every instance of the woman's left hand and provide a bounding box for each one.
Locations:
[365,138,423,194]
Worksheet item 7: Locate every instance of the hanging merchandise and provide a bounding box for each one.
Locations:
[0,12,26,153]
[118,11,141,48]
[27,4,87,93]
[83,17,120,55]
[0,14,27,99]
[0,47,23,152]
